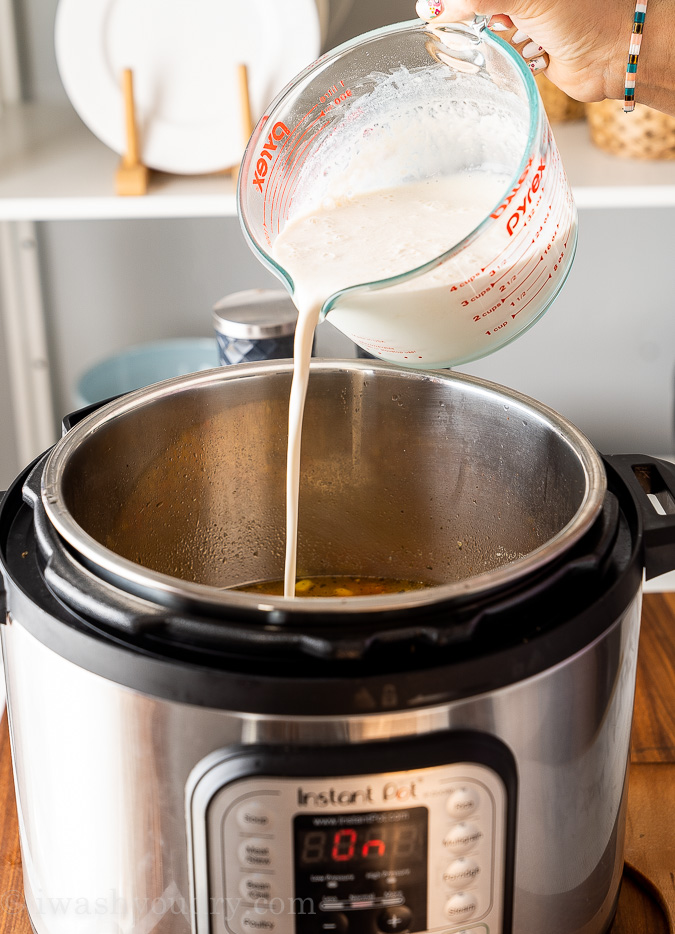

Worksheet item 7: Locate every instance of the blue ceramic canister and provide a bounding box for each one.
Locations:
[213,289,300,365]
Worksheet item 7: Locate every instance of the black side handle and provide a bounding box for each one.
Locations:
[604,454,675,580]
[0,490,6,623]
[61,395,121,435]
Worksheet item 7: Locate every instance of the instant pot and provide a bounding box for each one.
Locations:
[1,361,675,934]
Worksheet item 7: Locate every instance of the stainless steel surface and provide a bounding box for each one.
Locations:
[40,361,607,614]
[3,592,641,934]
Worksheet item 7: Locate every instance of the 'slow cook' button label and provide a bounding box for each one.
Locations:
[238,839,274,868]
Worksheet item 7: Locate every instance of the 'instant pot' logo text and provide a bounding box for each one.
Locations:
[297,782,418,807]
[252,122,291,192]
[490,156,547,236]
[297,787,374,807]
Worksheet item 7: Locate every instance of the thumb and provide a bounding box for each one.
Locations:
[415,0,503,21]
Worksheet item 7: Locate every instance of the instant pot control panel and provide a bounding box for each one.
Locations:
[187,735,517,934]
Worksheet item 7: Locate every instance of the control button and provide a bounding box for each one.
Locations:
[242,911,276,932]
[377,906,413,933]
[237,802,274,832]
[443,822,483,854]
[238,839,274,868]
[444,892,479,922]
[318,913,349,934]
[443,857,481,889]
[240,874,275,903]
[446,786,479,818]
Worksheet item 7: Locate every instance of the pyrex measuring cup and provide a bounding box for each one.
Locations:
[238,19,577,368]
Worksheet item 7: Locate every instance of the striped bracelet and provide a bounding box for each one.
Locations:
[624,0,647,112]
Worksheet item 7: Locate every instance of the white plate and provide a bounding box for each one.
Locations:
[55,0,321,175]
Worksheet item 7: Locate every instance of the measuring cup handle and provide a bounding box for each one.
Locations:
[604,453,675,580]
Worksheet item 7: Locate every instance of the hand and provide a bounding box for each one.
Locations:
[415,0,630,105]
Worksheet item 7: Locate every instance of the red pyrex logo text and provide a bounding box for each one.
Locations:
[491,158,546,236]
[252,122,291,192]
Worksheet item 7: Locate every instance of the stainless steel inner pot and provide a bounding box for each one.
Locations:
[42,361,607,614]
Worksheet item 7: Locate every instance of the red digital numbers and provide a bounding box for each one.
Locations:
[361,838,386,857]
[330,829,386,861]
[331,828,357,861]
[298,819,422,867]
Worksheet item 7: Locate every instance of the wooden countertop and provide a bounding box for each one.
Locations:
[0,594,674,933]
[619,592,675,932]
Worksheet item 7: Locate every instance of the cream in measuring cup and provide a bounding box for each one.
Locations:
[238,20,578,595]
[273,172,512,363]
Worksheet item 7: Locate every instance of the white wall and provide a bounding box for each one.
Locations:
[461,207,675,455]
[0,283,19,491]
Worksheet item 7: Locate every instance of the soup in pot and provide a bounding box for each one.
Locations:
[236,576,429,598]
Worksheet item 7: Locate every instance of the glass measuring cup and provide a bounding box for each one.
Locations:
[238,19,577,369]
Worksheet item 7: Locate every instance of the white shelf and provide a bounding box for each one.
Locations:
[553,122,675,208]
[2,103,675,221]
[0,102,237,220]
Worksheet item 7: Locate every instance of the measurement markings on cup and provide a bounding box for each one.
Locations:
[259,80,353,242]
[464,145,573,337]
[256,105,325,243]
[276,122,331,235]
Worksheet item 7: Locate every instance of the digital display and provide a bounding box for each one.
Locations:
[293,809,428,934]
[296,813,423,867]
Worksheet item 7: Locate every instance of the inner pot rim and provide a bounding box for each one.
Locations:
[40,360,607,616]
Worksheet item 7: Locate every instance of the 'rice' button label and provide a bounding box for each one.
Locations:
[446,786,479,818]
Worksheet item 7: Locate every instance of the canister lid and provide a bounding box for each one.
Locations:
[213,289,298,340]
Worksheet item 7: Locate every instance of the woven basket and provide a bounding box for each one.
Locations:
[535,73,586,123]
[587,98,675,160]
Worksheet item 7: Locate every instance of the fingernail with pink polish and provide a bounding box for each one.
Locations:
[416,0,444,19]
[527,56,547,73]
